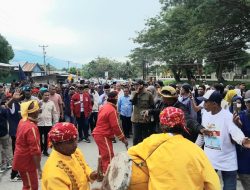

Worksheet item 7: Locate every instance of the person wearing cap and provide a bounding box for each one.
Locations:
[197,90,250,190]
[37,89,58,156]
[144,86,206,142]
[21,85,39,103]
[98,84,111,106]
[42,122,99,190]
[191,83,229,115]
[12,100,41,190]
[71,84,92,143]
[130,79,154,145]
[93,91,128,174]
[128,107,221,190]
[233,90,250,190]
[31,88,40,98]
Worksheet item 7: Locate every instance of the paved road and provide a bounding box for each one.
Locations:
[0,136,244,189]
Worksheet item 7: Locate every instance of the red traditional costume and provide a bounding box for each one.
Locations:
[92,102,125,173]
[12,100,41,190]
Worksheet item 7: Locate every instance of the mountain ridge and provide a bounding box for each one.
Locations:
[12,49,74,69]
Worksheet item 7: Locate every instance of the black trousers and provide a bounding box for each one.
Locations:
[10,136,18,179]
[89,112,98,132]
[120,115,132,138]
[11,136,16,155]
[38,126,52,154]
[76,112,89,140]
[132,123,151,146]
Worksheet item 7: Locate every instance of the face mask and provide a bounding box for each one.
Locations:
[237,103,241,108]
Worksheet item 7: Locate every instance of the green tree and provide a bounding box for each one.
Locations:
[195,0,250,82]
[69,67,77,75]
[131,0,250,82]
[81,57,139,79]
[61,67,68,72]
[0,34,14,63]
[130,6,197,81]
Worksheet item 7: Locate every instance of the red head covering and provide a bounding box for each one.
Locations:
[5,92,12,98]
[160,107,189,133]
[31,88,39,94]
[48,122,78,144]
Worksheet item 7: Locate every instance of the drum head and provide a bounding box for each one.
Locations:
[102,152,132,190]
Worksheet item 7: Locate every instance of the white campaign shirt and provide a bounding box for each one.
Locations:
[80,94,84,112]
[202,109,245,171]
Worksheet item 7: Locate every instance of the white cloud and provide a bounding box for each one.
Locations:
[0,0,161,63]
[0,0,77,46]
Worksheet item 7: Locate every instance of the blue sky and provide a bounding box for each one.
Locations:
[0,0,161,65]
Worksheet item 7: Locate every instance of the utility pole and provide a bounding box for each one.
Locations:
[39,45,48,75]
[67,61,71,73]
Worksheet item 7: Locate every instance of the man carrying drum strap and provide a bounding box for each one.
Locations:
[128,107,221,190]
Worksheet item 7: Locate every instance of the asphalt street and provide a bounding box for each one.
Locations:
[0,136,244,190]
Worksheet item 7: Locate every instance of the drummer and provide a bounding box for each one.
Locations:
[128,107,221,190]
[93,91,128,174]
[42,122,99,190]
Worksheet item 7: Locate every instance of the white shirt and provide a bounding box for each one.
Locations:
[89,90,99,112]
[80,94,84,112]
[202,109,245,171]
[38,100,58,126]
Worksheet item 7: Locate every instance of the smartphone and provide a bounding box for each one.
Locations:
[233,102,241,114]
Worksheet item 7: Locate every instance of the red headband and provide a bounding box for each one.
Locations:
[48,122,78,144]
[160,107,189,134]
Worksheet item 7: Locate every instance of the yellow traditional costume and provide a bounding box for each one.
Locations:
[128,134,220,190]
[20,100,40,121]
[42,148,93,190]
[224,89,237,104]
[128,107,221,190]
[42,122,94,190]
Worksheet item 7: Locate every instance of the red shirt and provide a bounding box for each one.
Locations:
[93,102,125,140]
[12,119,41,172]
[70,92,92,118]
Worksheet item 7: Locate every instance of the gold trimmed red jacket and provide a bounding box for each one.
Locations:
[13,119,41,172]
[92,102,125,140]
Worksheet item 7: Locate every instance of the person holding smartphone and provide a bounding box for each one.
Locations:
[230,95,244,114]
[233,90,250,190]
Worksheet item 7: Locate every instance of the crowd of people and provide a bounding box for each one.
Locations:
[0,79,249,189]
